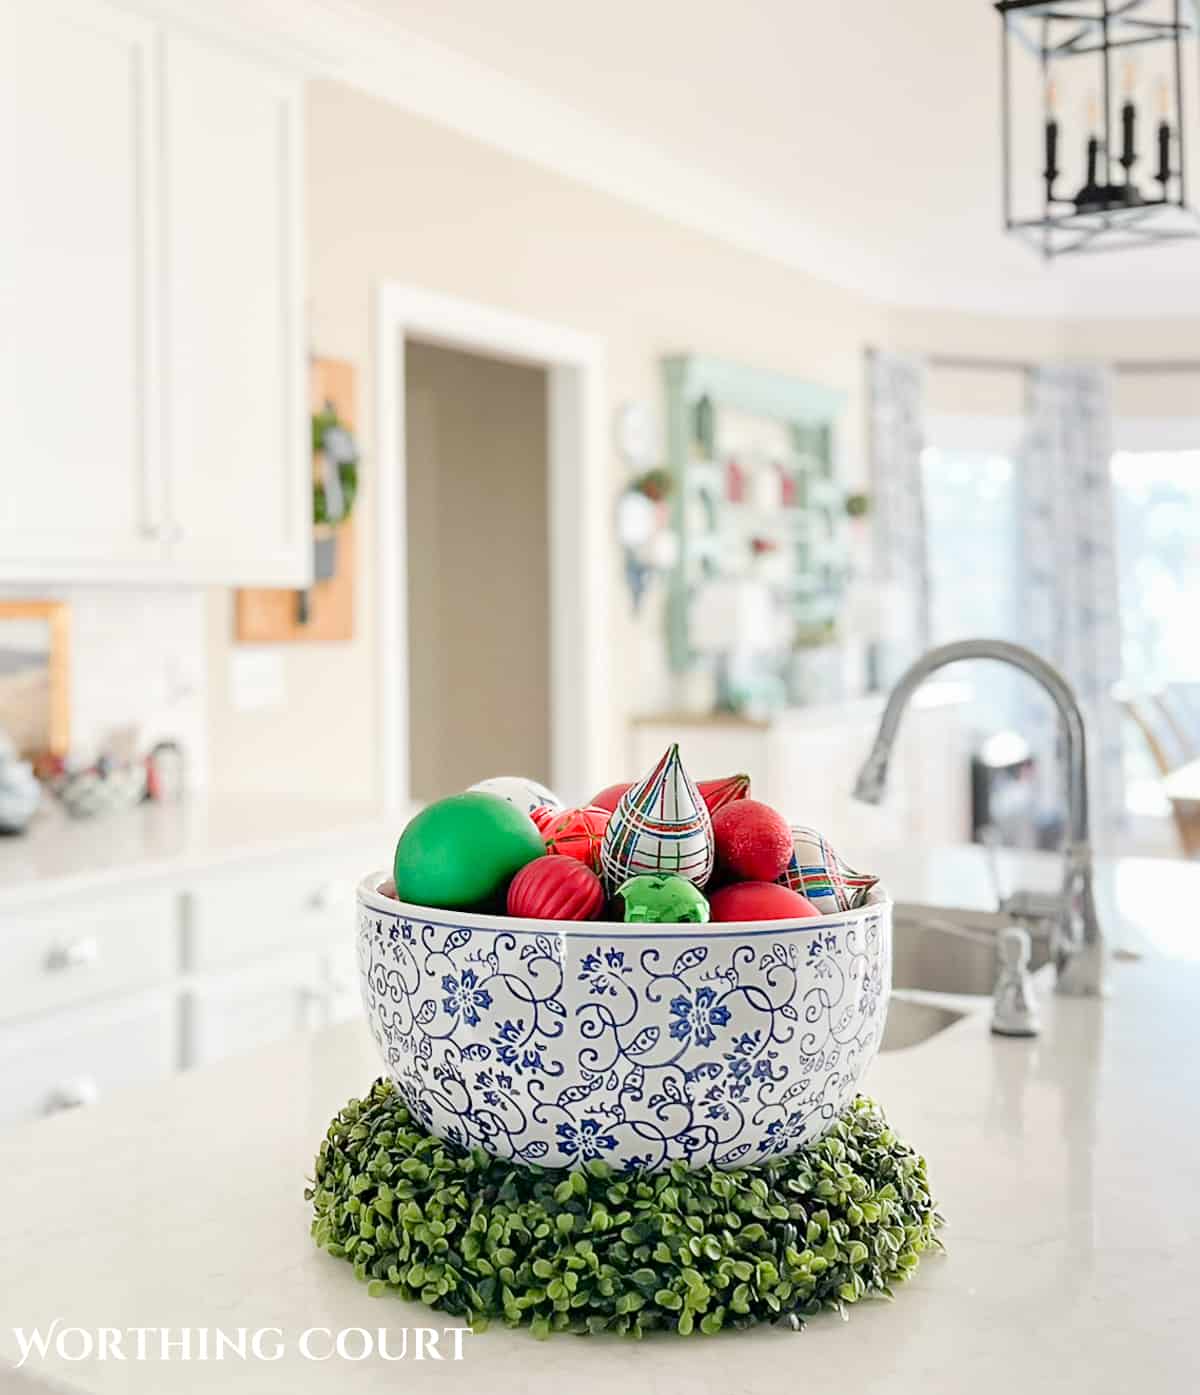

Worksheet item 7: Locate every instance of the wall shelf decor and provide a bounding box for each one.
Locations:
[235,358,358,644]
[662,355,847,706]
[994,0,1200,258]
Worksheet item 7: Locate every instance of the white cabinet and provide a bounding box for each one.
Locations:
[0,822,380,1127]
[0,0,308,587]
[184,950,326,1069]
[0,992,177,1127]
[160,32,306,584]
[0,0,163,573]
[632,692,972,861]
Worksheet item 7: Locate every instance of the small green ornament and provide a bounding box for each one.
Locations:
[613,873,710,924]
[393,793,544,910]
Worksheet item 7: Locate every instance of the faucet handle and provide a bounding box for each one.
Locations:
[992,926,1040,1038]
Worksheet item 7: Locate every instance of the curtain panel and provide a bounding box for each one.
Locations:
[1017,363,1126,850]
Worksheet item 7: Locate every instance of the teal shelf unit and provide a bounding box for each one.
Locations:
[662,355,847,676]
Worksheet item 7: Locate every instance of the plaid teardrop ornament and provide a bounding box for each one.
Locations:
[600,744,715,894]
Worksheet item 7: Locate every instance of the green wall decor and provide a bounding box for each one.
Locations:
[662,355,848,683]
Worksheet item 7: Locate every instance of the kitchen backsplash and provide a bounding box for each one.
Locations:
[0,586,208,786]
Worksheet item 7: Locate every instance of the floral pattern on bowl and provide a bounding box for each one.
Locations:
[357,874,892,1173]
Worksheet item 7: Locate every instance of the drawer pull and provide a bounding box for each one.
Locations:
[46,937,100,972]
[45,1076,99,1114]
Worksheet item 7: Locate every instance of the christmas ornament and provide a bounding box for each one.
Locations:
[612,873,710,924]
[507,856,604,921]
[777,826,880,914]
[393,793,544,910]
[530,803,559,835]
[590,781,632,814]
[600,744,714,893]
[542,805,610,874]
[709,881,819,923]
[712,799,793,883]
[468,776,561,819]
[697,773,751,816]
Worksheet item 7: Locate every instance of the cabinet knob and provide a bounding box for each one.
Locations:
[46,936,100,972]
[45,1076,99,1114]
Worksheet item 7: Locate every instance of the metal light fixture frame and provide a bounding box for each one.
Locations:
[996,0,1200,257]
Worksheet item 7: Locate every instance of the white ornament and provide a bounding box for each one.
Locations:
[468,776,563,818]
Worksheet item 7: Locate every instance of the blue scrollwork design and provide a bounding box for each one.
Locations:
[357,899,890,1173]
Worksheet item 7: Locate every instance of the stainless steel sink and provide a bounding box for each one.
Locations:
[890,905,1052,997]
[879,998,965,1051]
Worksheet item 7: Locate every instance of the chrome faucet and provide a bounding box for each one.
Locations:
[853,639,1107,997]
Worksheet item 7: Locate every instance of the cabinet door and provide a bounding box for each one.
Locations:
[0,0,164,576]
[160,32,307,585]
[184,950,325,1069]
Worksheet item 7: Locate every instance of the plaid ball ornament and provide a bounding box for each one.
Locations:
[776,825,879,914]
[542,805,610,874]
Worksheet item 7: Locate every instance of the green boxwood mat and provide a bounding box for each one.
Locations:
[308,1079,944,1338]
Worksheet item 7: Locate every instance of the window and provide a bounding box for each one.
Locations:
[921,417,1022,735]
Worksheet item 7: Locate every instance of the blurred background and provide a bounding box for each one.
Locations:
[2,0,1198,1123]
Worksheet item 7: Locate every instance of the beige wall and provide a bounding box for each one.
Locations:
[405,340,550,801]
[204,79,1200,806]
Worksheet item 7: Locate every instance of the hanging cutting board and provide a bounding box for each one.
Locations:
[235,358,356,643]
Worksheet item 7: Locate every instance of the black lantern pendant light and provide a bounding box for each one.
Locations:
[995,0,1200,257]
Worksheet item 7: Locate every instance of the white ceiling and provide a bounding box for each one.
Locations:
[349,0,1200,317]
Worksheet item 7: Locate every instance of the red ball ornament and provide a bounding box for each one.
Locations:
[590,781,632,814]
[507,856,604,921]
[711,798,793,882]
[709,881,820,923]
[697,773,751,815]
[543,805,610,874]
[530,804,559,834]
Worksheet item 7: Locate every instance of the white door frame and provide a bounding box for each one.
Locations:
[374,284,609,811]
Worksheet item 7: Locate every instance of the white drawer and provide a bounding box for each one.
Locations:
[185,846,365,971]
[0,993,177,1128]
[183,949,325,1068]
[0,887,179,1027]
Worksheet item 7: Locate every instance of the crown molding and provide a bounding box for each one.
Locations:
[121,0,1200,320]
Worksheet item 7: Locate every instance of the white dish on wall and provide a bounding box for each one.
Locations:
[357,873,892,1172]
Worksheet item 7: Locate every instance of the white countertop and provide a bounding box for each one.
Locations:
[0,796,396,909]
[0,848,1197,1394]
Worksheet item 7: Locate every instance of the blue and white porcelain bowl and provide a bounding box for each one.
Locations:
[356,873,892,1173]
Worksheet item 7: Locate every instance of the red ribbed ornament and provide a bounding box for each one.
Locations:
[507,855,605,922]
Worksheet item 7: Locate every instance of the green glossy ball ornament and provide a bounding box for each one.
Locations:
[393,793,544,910]
[612,873,710,924]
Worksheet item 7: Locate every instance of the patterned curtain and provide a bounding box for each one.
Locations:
[866,350,931,685]
[1017,364,1126,851]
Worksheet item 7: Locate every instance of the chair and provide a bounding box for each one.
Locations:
[1121,694,1200,858]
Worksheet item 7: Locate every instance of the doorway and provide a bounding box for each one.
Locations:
[404,341,550,800]
[374,286,608,811]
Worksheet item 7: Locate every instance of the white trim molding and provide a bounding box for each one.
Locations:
[374,285,608,812]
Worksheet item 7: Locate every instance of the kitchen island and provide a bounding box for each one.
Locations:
[0,846,1197,1395]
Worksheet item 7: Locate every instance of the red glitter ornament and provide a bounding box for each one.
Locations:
[712,798,793,882]
[542,805,610,874]
[709,881,819,923]
[507,856,604,921]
